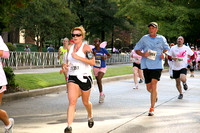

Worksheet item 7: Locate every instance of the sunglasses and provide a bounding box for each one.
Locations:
[72,34,82,37]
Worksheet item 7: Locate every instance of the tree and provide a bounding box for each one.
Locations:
[12,0,75,51]
[118,0,200,45]
[0,0,29,34]
[71,0,131,52]
[85,0,124,41]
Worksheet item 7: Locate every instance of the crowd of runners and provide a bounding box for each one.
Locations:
[0,22,199,133]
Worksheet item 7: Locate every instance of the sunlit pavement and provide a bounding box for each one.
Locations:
[0,71,200,133]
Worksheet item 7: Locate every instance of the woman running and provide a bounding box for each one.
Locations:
[92,38,111,103]
[130,49,144,89]
[64,26,95,133]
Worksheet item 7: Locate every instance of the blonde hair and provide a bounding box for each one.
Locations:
[71,26,86,39]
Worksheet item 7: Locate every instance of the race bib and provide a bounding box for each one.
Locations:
[177,57,184,62]
[147,50,157,60]
[95,60,101,67]
[69,63,80,73]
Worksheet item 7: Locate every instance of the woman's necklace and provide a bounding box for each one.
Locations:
[74,45,81,52]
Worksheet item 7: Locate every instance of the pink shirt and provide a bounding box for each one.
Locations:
[131,50,142,64]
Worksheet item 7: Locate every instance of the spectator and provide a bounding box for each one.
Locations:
[47,45,55,52]
[24,45,31,52]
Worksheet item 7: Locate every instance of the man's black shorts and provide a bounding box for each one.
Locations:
[143,69,162,84]
[173,68,187,79]
[133,62,141,69]
[68,75,93,91]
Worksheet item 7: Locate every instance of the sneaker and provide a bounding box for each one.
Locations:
[139,79,143,83]
[88,118,94,128]
[183,83,188,91]
[64,126,72,133]
[190,74,194,77]
[99,94,105,103]
[133,85,138,89]
[5,118,14,133]
[148,108,154,116]
[178,94,183,99]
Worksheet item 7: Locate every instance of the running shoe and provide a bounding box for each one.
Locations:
[139,79,143,83]
[178,94,183,99]
[99,94,105,103]
[5,118,14,133]
[190,74,194,77]
[88,118,94,128]
[148,107,154,116]
[133,85,138,89]
[183,83,188,91]
[64,126,72,133]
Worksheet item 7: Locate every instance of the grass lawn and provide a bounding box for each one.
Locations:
[15,65,133,90]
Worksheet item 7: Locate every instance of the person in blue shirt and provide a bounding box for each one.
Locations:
[134,22,170,116]
[92,38,111,103]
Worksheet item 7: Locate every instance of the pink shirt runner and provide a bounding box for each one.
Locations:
[130,50,142,64]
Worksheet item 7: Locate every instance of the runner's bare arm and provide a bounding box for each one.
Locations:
[135,50,149,57]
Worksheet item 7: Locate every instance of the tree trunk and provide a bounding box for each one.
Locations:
[111,30,114,53]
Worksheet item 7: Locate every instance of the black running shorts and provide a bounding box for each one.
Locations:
[133,62,141,69]
[143,69,162,84]
[173,68,187,79]
[68,75,93,91]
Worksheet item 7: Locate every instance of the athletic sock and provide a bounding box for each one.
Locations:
[100,92,104,96]
[5,121,11,129]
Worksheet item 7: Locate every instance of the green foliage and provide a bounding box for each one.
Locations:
[71,0,130,42]
[11,0,75,51]
[0,0,30,34]
[118,0,200,44]
[3,66,19,93]
[5,42,16,51]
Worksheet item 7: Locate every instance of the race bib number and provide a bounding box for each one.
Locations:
[177,57,183,62]
[95,60,101,67]
[70,63,79,73]
[147,50,157,60]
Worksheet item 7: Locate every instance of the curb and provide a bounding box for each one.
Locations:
[3,69,168,102]
[3,74,133,102]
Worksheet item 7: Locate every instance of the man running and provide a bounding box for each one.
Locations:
[169,36,193,99]
[187,46,197,77]
[134,22,170,116]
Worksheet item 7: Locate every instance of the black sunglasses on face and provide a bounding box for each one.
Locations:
[72,34,82,37]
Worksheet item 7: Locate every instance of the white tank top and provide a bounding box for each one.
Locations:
[67,42,92,78]
[0,36,8,87]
